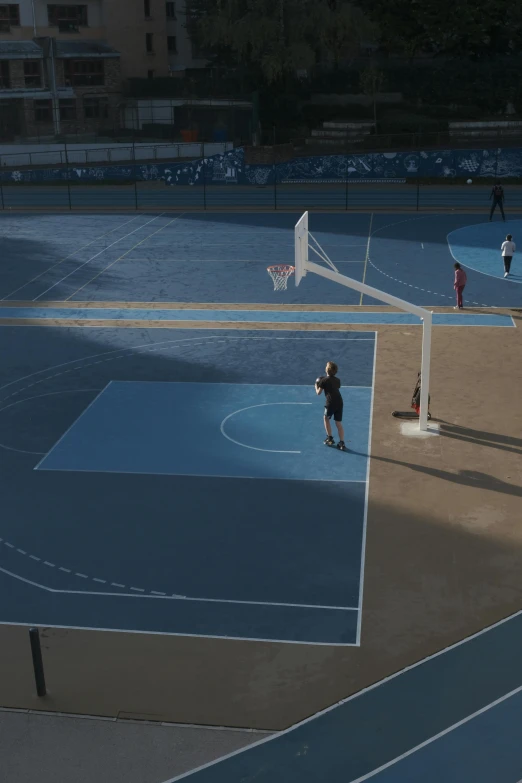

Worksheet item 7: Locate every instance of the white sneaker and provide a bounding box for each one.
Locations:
[504,272,509,277]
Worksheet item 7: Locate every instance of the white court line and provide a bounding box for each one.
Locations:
[356,334,377,646]
[0,618,358,647]
[161,608,522,782]
[33,385,109,470]
[0,214,143,301]
[0,388,101,456]
[116,381,372,388]
[0,566,357,611]
[348,684,522,783]
[0,334,376,398]
[34,465,367,484]
[220,403,312,453]
[34,213,165,300]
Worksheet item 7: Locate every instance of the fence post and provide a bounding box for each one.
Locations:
[29,628,46,698]
[416,133,420,211]
[64,141,72,211]
[132,141,138,210]
[202,144,207,210]
[345,148,349,210]
[273,126,277,210]
[0,180,4,210]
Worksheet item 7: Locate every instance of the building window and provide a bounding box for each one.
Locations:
[64,59,104,86]
[144,0,150,17]
[47,5,88,32]
[166,1,175,18]
[0,4,20,31]
[83,95,108,119]
[34,99,52,123]
[145,32,154,53]
[0,60,10,88]
[167,36,177,53]
[59,99,77,121]
[24,61,41,88]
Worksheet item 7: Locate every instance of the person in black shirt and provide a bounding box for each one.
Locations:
[315,361,347,451]
[489,183,506,221]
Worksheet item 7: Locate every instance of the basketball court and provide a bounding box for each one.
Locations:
[0,209,521,780]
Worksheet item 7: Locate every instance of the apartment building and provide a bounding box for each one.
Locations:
[0,1,208,140]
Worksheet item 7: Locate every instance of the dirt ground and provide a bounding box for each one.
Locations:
[1,310,521,730]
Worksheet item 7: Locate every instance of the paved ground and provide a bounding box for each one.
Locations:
[0,709,265,783]
[0,211,521,780]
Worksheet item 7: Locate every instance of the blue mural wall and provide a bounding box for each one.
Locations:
[1,146,522,185]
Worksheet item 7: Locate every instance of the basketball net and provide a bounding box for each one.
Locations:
[267,265,295,291]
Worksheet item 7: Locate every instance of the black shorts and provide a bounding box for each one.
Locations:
[324,404,343,422]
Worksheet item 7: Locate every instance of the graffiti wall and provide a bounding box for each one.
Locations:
[1,146,522,185]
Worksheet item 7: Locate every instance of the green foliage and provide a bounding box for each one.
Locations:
[360,0,522,58]
[187,0,373,82]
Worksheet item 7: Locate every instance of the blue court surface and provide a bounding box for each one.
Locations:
[0,212,521,309]
[0,306,514,327]
[165,610,522,783]
[0,327,374,645]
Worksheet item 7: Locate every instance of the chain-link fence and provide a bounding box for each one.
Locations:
[1,138,522,211]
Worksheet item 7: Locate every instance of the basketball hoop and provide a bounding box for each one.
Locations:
[267,264,295,291]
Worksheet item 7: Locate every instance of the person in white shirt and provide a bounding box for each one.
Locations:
[501,234,516,277]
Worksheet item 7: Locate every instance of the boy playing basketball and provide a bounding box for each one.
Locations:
[315,362,347,451]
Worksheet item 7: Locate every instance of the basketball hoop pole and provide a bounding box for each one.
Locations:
[419,312,432,431]
[304,259,433,431]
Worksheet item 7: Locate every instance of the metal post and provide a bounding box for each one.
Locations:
[345,150,349,210]
[29,628,46,697]
[203,148,207,210]
[64,140,72,210]
[415,132,420,211]
[132,141,138,210]
[419,312,432,431]
[273,126,277,210]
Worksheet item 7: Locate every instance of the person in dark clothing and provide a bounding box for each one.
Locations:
[489,183,506,221]
[315,361,347,451]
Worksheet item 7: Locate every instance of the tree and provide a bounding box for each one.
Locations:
[186,0,373,82]
[359,0,522,59]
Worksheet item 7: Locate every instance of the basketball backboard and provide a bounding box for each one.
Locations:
[294,211,308,286]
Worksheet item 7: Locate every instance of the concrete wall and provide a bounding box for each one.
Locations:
[102,0,170,79]
[11,0,105,39]
[0,141,233,167]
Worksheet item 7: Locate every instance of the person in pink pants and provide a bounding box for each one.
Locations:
[453,263,467,309]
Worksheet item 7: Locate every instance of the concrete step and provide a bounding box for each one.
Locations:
[311,128,372,138]
[323,121,375,130]
[305,137,367,146]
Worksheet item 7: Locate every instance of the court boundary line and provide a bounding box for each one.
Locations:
[33,385,109,471]
[0,317,513,329]
[0,334,376,399]
[359,212,373,306]
[0,618,358,647]
[356,334,377,646]
[34,465,368,483]
[447,227,522,286]
[34,213,166,300]
[64,213,187,301]
[161,608,522,782]
[0,214,143,302]
[0,566,358,611]
[0,388,102,455]
[347,684,522,782]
